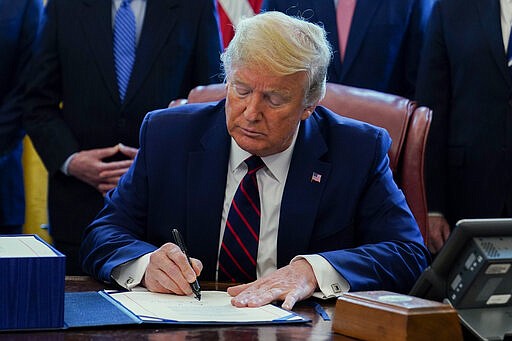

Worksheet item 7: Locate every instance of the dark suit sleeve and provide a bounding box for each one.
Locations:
[23,0,80,174]
[319,129,430,293]
[0,0,43,154]
[80,113,157,282]
[414,1,450,214]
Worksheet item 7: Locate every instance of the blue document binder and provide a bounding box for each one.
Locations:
[64,290,310,328]
[0,234,65,330]
[64,292,140,328]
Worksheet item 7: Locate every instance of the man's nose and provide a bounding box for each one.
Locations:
[243,93,264,121]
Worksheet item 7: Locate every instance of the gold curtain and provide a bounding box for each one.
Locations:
[18,0,50,242]
[22,136,50,243]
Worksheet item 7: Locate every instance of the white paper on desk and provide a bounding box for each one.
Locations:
[106,290,306,323]
[0,235,58,257]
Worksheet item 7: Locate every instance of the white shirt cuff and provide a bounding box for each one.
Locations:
[292,254,350,299]
[60,152,77,175]
[111,253,151,290]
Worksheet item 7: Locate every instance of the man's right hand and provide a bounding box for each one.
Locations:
[427,214,451,254]
[67,144,135,195]
[142,243,203,296]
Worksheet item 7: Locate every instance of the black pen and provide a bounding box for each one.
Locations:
[171,228,201,301]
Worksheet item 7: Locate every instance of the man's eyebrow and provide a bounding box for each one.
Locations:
[266,88,292,100]
[230,78,249,86]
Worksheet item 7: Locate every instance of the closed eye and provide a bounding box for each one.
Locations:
[266,93,286,107]
[232,83,251,97]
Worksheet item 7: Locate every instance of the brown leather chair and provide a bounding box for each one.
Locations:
[179,82,431,242]
[321,84,431,242]
[168,84,227,108]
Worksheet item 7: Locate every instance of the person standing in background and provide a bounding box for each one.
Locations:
[23,0,222,273]
[0,0,43,235]
[262,0,433,99]
[415,0,512,254]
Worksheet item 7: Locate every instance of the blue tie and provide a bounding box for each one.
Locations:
[218,156,265,283]
[113,0,136,102]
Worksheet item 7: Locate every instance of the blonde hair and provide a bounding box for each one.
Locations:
[221,11,332,106]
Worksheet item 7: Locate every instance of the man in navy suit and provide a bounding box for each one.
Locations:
[416,0,512,253]
[262,0,433,99]
[81,11,428,309]
[0,0,43,234]
[23,0,222,274]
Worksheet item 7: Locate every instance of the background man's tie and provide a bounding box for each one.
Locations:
[113,0,136,102]
[219,156,265,283]
[336,0,356,62]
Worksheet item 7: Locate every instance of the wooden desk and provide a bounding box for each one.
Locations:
[4,276,349,340]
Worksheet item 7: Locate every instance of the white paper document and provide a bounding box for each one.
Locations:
[0,235,58,258]
[106,290,308,324]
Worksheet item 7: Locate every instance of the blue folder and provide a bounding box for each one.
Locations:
[64,290,310,328]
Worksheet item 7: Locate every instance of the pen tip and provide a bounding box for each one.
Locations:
[196,294,201,301]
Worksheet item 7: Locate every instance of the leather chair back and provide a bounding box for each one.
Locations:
[321,84,431,241]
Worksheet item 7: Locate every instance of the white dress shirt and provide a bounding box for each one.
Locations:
[113,125,349,299]
[501,0,512,56]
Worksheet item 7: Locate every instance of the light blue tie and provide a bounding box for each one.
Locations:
[113,0,136,102]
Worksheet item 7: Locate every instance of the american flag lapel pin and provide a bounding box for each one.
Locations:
[311,172,322,183]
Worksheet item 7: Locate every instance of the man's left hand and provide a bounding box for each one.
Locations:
[227,259,318,310]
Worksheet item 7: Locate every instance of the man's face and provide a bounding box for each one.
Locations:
[225,66,315,157]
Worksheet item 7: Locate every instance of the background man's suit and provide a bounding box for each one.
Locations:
[0,0,43,234]
[23,0,222,273]
[415,0,512,226]
[262,0,433,98]
[81,101,429,293]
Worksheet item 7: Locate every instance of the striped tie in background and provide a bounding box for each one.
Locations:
[113,0,136,102]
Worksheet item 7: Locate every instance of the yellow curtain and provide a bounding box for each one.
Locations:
[22,136,50,243]
[18,0,49,242]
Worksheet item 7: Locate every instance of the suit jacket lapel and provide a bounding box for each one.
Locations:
[123,0,179,105]
[341,0,381,77]
[186,105,230,279]
[476,0,511,86]
[80,0,120,105]
[276,115,331,267]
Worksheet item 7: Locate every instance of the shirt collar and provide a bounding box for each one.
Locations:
[501,0,512,25]
[229,125,300,184]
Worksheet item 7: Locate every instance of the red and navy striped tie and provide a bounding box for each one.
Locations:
[218,155,265,283]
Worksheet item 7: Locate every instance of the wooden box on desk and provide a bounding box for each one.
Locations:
[332,291,462,341]
[0,234,66,330]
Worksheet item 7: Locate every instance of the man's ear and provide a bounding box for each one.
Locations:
[300,104,317,120]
